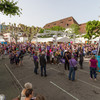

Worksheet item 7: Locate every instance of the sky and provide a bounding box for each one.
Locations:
[0,0,100,28]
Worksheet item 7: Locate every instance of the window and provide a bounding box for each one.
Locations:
[54,23,56,25]
[60,21,63,23]
[66,24,69,26]
[68,19,72,21]
[48,25,50,27]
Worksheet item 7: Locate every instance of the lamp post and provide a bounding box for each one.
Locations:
[0,23,1,33]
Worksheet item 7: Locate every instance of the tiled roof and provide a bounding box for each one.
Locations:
[43,16,87,34]
[43,16,79,29]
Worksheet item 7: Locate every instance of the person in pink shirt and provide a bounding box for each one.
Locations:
[89,55,98,81]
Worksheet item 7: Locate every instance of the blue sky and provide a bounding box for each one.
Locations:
[0,0,100,27]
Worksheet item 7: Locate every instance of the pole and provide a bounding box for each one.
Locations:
[56,31,57,45]
[36,34,38,46]
[0,23,1,33]
[74,33,75,44]
[97,38,100,55]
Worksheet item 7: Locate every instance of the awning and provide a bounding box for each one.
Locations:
[57,37,71,43]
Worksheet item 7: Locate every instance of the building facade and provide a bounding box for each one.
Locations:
[43,16,86,34]
[0,33,4,42]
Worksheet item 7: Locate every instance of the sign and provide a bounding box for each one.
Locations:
[1,42,4,44]
[4,42,7,44]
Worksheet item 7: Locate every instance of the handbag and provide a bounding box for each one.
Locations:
[74,65,77,70]
[71,60,77,71]
[60,58,65,63]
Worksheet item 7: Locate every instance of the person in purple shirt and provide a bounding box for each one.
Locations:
[47,45,50,51]
[33,52,38,74]
[68,55,77,81]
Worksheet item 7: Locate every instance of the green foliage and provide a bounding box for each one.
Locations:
[0,22,8,33]
[0,0,22,16]
[6,23,20,43]
[39,28,44,33]
[48,26,65,31]
[19,24,41,43]
[70,24,80,35]
[83,20,100,40]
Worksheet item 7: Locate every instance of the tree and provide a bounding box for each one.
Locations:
[69,24,80,35]
[26,26,36,43]
[0,22,7,33]
[67,24,80,42]
[39,28,44,33]
[19,24,41,43]
[7,23,20,43]
[83,20,100,40]
[48,26,65,31]
[0,0,22,16]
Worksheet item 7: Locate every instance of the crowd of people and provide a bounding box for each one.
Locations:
[0,42,99,78]
[0,42,99,100]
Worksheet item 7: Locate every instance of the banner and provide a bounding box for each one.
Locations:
[4,42,7,44]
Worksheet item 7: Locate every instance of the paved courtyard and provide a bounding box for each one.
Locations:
[0,55,100,100]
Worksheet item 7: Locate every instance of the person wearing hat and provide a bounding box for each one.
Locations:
[40,51,47,77]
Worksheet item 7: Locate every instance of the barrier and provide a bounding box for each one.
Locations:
[95,55,100,72]
[1,42,7,44]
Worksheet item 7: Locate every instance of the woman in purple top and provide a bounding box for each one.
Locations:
[89,55,98,81]
[68,55,77,81]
